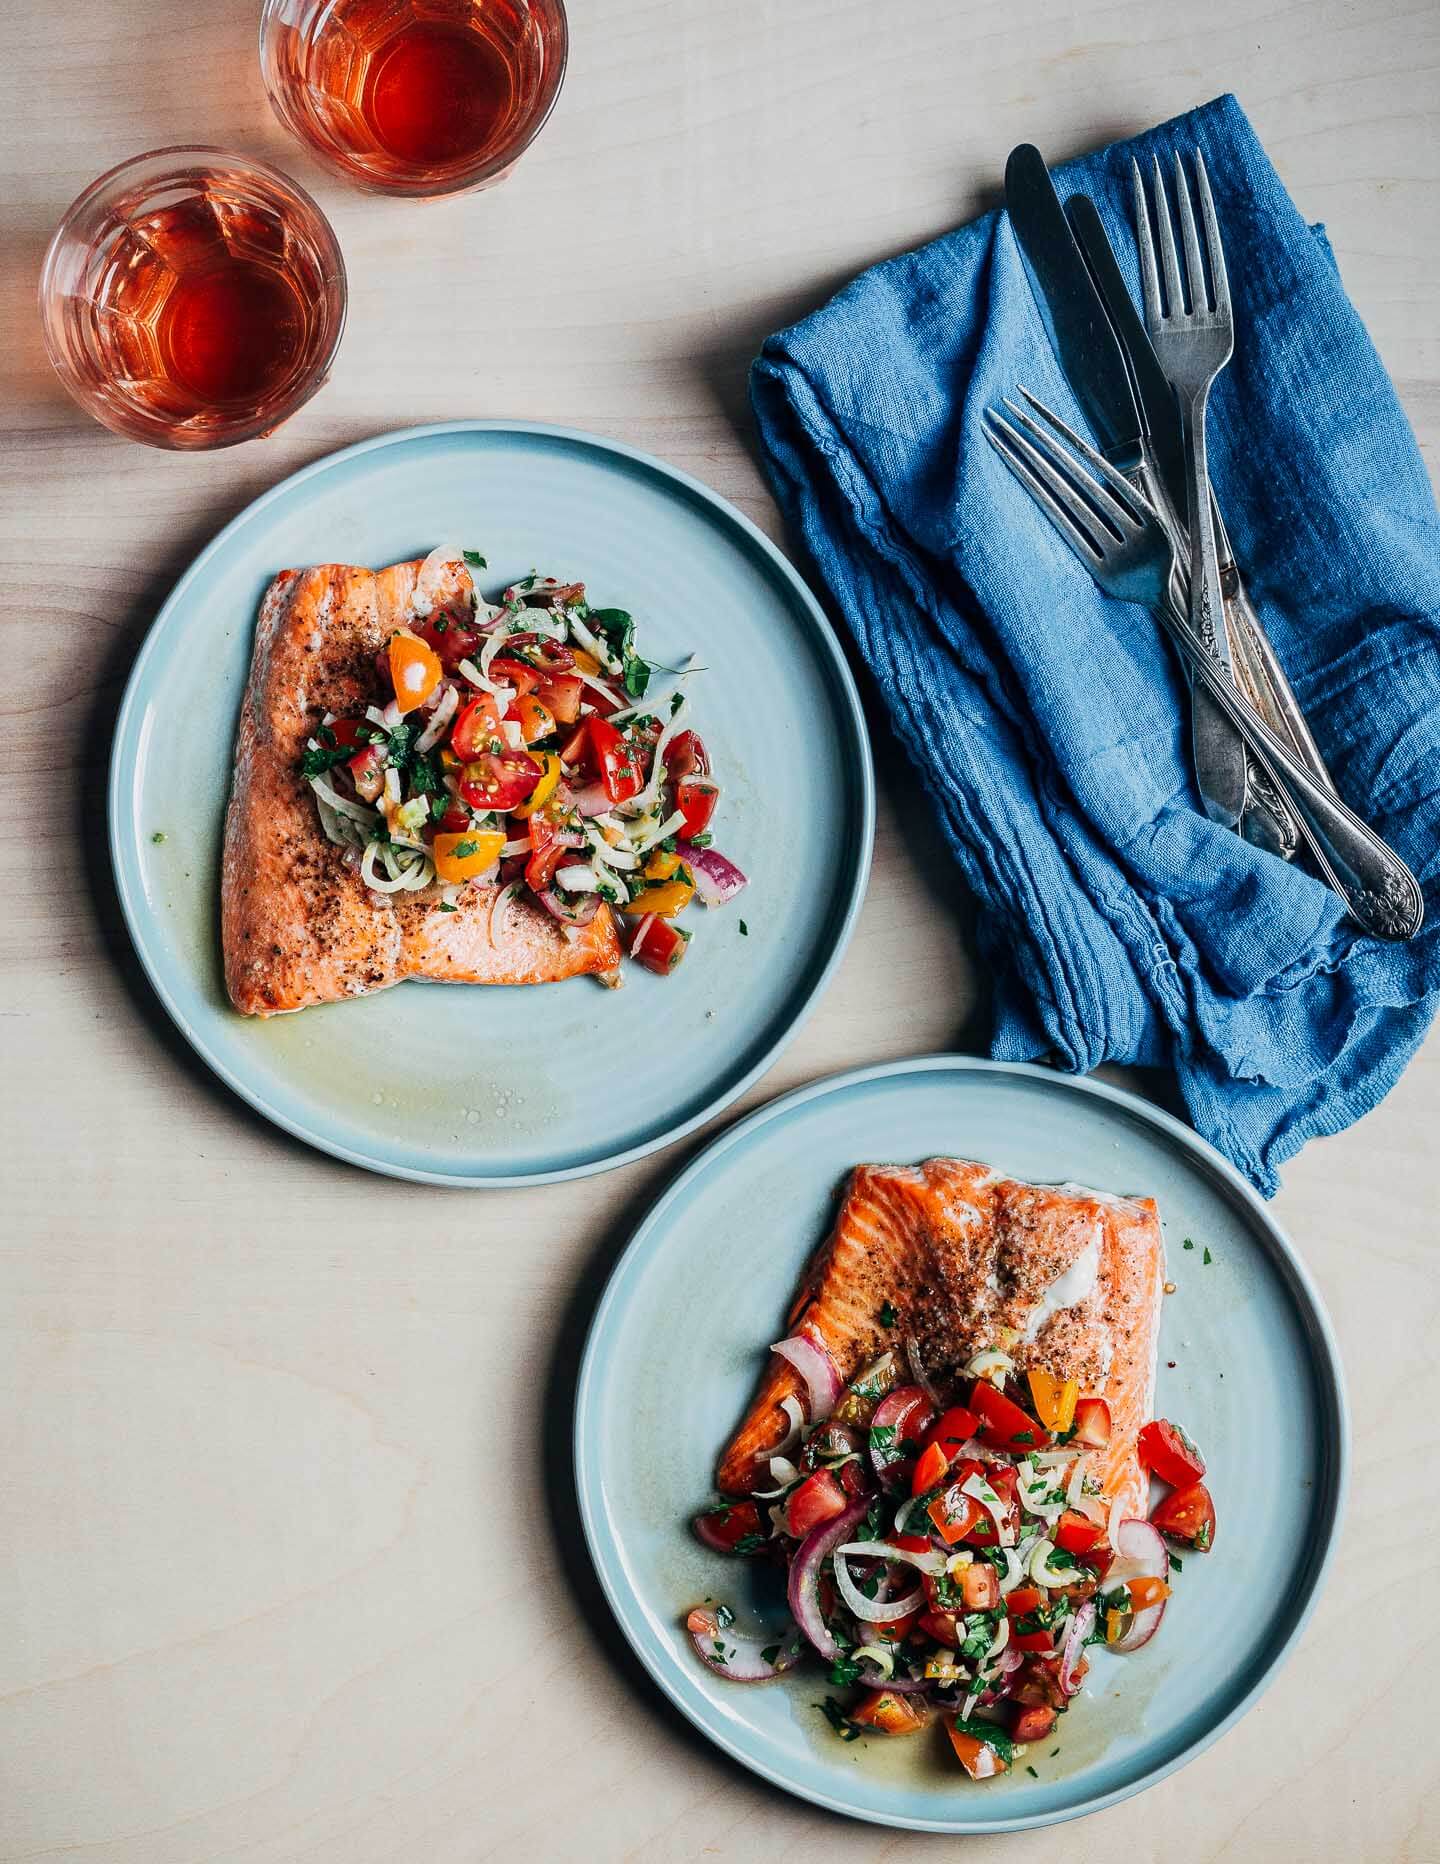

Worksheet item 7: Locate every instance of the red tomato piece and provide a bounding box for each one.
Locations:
[450,696,502,761]
[1009,1704,1057,1744]
[692,1499,764,1555]
[889,1533,933,1555]
[458,750,543,813]
[970,1381,1050,1453]
[963,1464,1020,1547]
[1071,1397,1112,1447]
[515,694,557,744]
[1054,1511,1106,1557]
[849,1689,927,1735]
[524,817,566,894]
[676,774,719,840]
[1005,1585,1043,1618]
[784,1469,848,1540]
[488,655,541,697]
[534,673,583,725]
[911,1441,951,1497]
[323,716,369,751]
[960,1562,1000,1610]
[588,715,647,804]
[923,1406,980,1457]
[917,1608,961,1648]
[629,916,689,975]
[1150,1481,1216,1550]
[413,606,484,672]
[437,796,471,832]
[1010,1628,1057,1652]
[348,745,384,803]
[928,1484,985,1547]
[1138,1419,1206,1488]
[665,728,710,781]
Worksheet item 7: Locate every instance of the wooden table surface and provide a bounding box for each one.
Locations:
[3,1,1438,1858]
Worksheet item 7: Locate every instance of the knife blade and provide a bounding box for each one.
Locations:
[1004,141,1250,831]
[1062,193,1188,521]
[1003,144,1145,474]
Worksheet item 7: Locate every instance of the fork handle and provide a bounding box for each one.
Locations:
[1153,595,1424,940]
[1176,395,1248,828]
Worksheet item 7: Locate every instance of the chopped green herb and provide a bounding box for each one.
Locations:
[462,549,486,568]
[1012,1430,1036,1445]
[150,830,166,844]
[815,1697,861,1741]
[828,1654,862,1687]
[711,1640,728,1663]
[1203,1247,1213,1266]
[452,839,480,859]
[974,1723,1017,1765]
[739,919,749,936]
[878,1301,899,1328]
[299,744,359,777]
[1170,1553,1184,1573]
[688,830,713,847]
[761,1644,781,1666]
[1026,1765,1039,1778]
[1195,1520,1212,1550]
[868,1424,897,1454]
[1182,1238,1195,1251]
[732,1532,764,1555]
[715,1603,735,1630]
[1050,1746,1061,1757]
[438,901,458,913]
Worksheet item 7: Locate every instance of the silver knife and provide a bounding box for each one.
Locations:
[1004,143,1251,833]
[1063,192,1334,813]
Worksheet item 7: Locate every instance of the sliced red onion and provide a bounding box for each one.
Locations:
[787,1494,870,1660]
[833,1552,923,1625]
[1107,1518,1170,1653]
[571,781,611,818]
[1059,1600,1096,1695]
[685,1607,803,1683]
[538,887,599,926]
[680,842,749,907]
[488,881,523,948]
[769,1335,841,1422]
[835,1539,944,1577]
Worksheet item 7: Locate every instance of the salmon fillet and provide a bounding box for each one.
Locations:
[717,1158,1164,1520]
[222,560,621,1016]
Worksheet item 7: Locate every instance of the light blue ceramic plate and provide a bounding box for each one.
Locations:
[108,423,872,1185]
[575,1057,1347,1834]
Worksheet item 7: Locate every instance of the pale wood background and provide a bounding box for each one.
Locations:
[3,0,1438,1858]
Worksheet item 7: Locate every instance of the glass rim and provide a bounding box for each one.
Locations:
[38,143,349,451]
[257,0,570,199]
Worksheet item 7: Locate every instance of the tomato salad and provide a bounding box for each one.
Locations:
[300,548,746,974]
[687,1340,1216,1780]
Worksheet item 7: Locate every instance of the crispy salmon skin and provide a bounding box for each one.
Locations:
[717,1158,1163,1517]
[221,560,619,1016]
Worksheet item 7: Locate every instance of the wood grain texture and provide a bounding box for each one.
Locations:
[2,0,1438,1858]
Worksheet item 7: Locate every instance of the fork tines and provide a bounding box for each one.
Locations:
[983,390,1154,569]
[1131,149,1231,327]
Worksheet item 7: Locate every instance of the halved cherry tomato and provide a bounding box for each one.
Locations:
[911,1441,951,1497]
[1006,1585,1043,1618]
[1054,1511,1106,1558]
[629,916,689,975]
[450,695,503,761]
[588,715,646,803]
[1009,1704,1057,1744]
[1150,1480,1216,1550]
[917,1607,960,1648]
[927,1483,985,1546]
[387,629,442,714]
[1071,1397,1112,1447]
[783,1469,848,1540]
[510,753,561,820]
[665,728,710,781]
[947,1723,1007,1779]
[458,750,542,812]
[488,655,541,697]
[1027,1370,1079,1434]
[676,774,719,840]
[413,605,484,673]
[432,830,505,883]
[960,1562,1000,1610]
[1138,1419,1206,1488]
[970,1380,1050,1453]
[534,673,583,725]
[1125,1574,1172,1612]
[349,745,385,803]
[515,694,556,744]
[558,720,592,769]
[869,1385,934,1486]
[523,815,566,893]
[622,877,694,918]
[923,1406,979,1457]
[850,1689,928,1735]
[436,796,471,832]
[692,1498,764,1555]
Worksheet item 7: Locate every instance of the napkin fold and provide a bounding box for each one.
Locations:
[751,94,1440,1194]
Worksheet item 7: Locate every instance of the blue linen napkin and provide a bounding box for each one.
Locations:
[751,93,1440,1195]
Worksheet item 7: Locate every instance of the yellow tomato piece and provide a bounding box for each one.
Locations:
[510,753,561,819]
[570,647,603,676]
[432,829,504,883]
[1125,1575,1172,1612]
[387,629,442,715]
[1105,1608,1128,1645]
[1027,1369,1078,1434]
[622,878,694,918]
[643,849,682,881]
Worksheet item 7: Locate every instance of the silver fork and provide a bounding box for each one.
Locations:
[1132,151,1247,828]
[984,391,1423,942]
